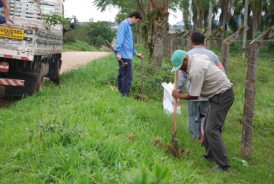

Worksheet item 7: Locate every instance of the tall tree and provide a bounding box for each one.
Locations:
[250,0,263,39]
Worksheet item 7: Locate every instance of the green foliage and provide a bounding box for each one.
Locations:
[28,117,84,147]
[63,40,99,51]
[126,163,170,184]
[266,40,274,51]
[115,13,129,24]
[85,21,116,47]
[44,13,64,30]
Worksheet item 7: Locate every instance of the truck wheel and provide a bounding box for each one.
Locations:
[36,65,44,92]
[51,61,60,84]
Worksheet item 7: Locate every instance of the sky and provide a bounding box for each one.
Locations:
[63,0,182,25]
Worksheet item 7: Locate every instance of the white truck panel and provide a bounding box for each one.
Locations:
[0,0,64,61]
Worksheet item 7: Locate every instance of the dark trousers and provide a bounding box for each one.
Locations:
[118,59,132,96]
[0,15,13,24]
[204,88,234,168]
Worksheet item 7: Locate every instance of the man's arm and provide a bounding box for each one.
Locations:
[135,53,144,59]
[177,70,188,92]
[2,0,13,28]
[172,90,199,100]
[115,22,126,60]
[213,54,225,73]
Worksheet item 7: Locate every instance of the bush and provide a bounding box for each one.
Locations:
[266,40,274,51]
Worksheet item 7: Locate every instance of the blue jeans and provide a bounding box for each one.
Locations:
[117,58,132,96]
[188,100,209,139]
[0,15,14,24]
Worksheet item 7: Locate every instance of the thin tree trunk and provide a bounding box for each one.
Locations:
[242,0,249,58]
[207,0,213,49]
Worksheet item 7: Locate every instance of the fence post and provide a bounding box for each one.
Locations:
[181,31,192,51]
[176,31,185,50]
[181,31,188,50]
[222,25,249,73]
[242,25,274,159]
[167,34,172,58]
[205,26,224,49]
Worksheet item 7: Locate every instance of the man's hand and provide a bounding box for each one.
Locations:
[6,21,13,28]
[172,90,181,99]
[117,54,122,61]
[135,53,144,59]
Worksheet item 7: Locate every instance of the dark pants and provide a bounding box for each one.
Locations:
[188,100,209,139]
[0,15,13,24]
[203,88,234,169]
[118,59,132,96]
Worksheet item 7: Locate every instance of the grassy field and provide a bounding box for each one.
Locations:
[0,46,273,183]
[63,40,99,52]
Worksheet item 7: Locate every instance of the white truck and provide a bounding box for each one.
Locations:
[0,0,74,96]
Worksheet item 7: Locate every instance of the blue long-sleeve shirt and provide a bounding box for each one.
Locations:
[115,19,137,59]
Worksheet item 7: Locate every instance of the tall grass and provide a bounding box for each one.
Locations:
[63,40,99,52]
[0,46,273,183]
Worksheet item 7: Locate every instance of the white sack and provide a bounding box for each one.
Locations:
[161,82,181,115]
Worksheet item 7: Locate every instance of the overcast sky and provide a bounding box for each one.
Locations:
[63,0,182,25]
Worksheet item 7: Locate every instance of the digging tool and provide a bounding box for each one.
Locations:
[171,70,180,158]
[106,40,128,68]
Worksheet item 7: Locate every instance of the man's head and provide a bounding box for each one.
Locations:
[128,11,142,25]
[191,31,205,46]
[171,50,189,72]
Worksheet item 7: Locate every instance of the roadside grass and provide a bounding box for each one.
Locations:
[63,40,99,52]
[0,46,273,183]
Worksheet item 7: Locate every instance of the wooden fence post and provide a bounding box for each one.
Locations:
[180,31,189,51]
[222,25,249,73]
[205,26,224,49]
[242,25,274,159]
[178,31,186,50]
[187,31,193,51]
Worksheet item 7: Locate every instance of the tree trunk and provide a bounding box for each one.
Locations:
[153,16,169,66]
[207,0,213,49]
[148,0,169,66]
[242,0,249,58]
[219,0,230,48]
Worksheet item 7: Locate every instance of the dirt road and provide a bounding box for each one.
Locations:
[0,51,112,108]
[60,51,111,74]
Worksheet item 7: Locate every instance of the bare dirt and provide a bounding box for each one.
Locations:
[60,51,111,74]
[0,51,112,108]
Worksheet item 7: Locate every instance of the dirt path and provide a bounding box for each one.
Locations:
[60,51,111,74]
[0,51,112,108]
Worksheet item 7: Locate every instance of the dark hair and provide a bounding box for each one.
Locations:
[191,32,205,45]
[129,11,142,20]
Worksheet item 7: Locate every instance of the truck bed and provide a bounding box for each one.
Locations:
[0,0,63,61]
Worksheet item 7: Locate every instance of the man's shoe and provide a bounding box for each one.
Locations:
[211,165,230,172]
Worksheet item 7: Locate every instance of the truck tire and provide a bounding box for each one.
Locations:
[50,60,60,84]
[36,63,44,92]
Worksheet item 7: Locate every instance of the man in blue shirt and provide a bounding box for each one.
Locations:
[115,11,144,96]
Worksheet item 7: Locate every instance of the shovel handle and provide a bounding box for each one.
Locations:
[173,71,178,133]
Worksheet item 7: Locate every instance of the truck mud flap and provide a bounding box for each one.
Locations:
[4,75,38,96]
